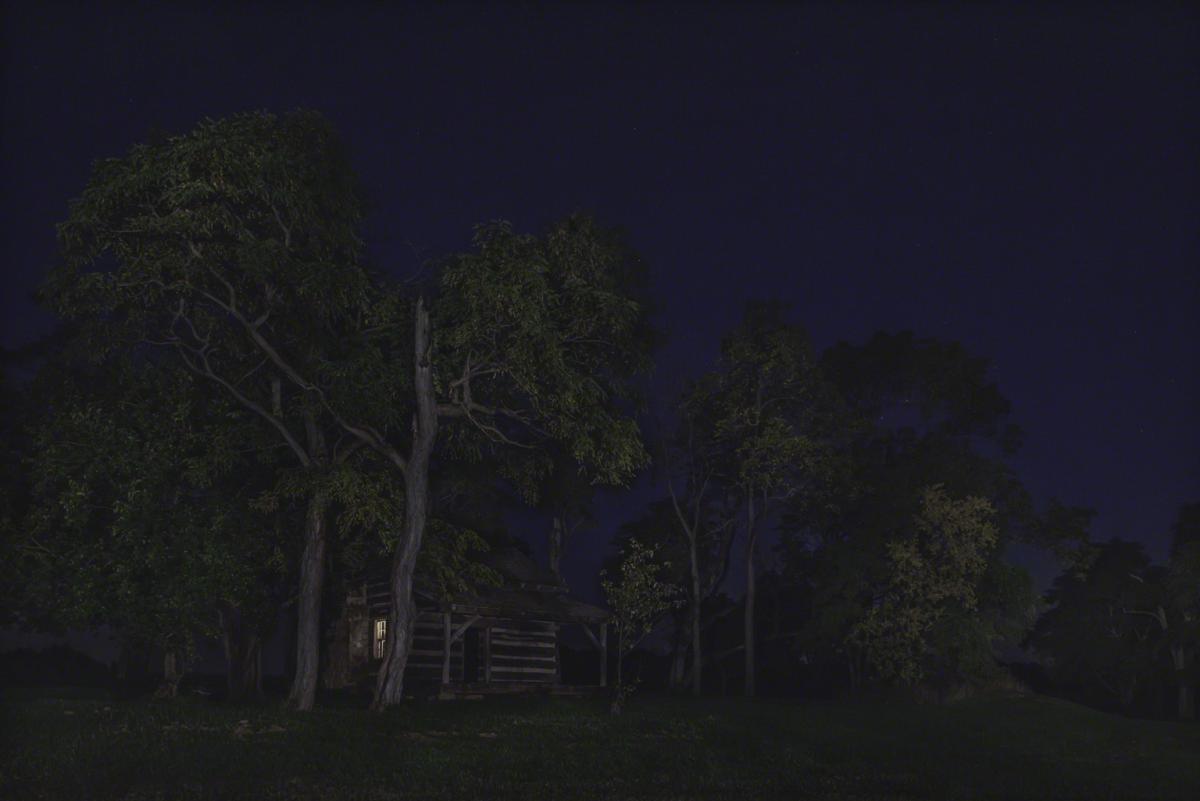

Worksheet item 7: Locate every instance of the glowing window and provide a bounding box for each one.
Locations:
[373,619,387,659]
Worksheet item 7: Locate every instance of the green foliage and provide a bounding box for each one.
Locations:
[39,115,657,701]
[53,110,365,321]
[416,520,502,602]
[820,331,1018,445]
[45,109,407,468]
[704,302,836,501]
[435,216,653,489]
[1028,540,1163,709]
[850,485,1000,685]
[601,538,683,659]
[780,332,1054,689]
[18,357,285,657]
[1031,506,1199,718]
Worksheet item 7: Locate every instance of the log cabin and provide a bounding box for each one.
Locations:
[331,547,610,697]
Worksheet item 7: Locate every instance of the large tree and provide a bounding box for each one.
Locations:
[1032,515,1199,721]
[371,218,653,708]
[18,356,285,697]
[1121,505,1199,720]
[848,484,1000,686]
[48,111,383,709]
[781,331,1055,692]
[1028,540,1162,713]
[697,302,839,696]
[48,113,654,711]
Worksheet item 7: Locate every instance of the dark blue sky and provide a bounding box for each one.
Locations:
[3,2,1197,597]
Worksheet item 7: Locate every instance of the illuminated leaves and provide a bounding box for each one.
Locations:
[602,538,683,657]
[851,484,999,684]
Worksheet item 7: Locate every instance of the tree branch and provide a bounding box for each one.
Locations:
[176,347,311,468]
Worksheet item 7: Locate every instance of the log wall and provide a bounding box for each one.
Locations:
[362,581,560,687]
[487,619,559,684]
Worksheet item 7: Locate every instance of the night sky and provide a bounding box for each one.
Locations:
[3,2,1197,604]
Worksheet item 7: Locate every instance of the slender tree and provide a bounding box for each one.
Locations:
[703,302,836,696]
[661,384,738,695]
[601,537,681,711]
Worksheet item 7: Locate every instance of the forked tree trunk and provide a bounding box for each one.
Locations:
[372,297,437,711]
[744,490,757,698]
[287,493,328,710]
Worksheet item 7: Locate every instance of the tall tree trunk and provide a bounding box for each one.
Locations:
[1173,646,1195,720]
[156,648,184,698]
[549,516,564,580]
[220,602,263,702]
[668,623,687,691]
[372,297,437,711]
[617,630,625,688]
[689,535,703,696]
[744,490,757,698]
[248,637,262,697]
[286,492,328,710]
[322,599,353,690]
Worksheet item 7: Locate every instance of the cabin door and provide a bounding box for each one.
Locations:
[463,627,481,684]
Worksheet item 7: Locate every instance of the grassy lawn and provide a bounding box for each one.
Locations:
[1,687,1197,800]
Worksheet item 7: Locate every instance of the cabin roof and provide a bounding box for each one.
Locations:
[449,586,610,624]
[454,547,609,623]
[482,547,565,592]
[367,546,610,625]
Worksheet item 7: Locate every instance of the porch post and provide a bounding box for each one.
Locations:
[599,622,608,688]
[483,625,491,684]
[442,612,452,685]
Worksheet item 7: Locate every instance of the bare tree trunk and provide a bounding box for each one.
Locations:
[1173,646,1195,721]
[549,516,564,580]
[689,536,703,696]
[322,600,352,690]
[1121,674,1138,712]
[286,493,327,710]
[220,603,263,702]
[744,490,757,698]
[156,648,184,698]
[617,630,625,688]
[248,636,262,697]
[668,625,687,691]
[372,298,437,711]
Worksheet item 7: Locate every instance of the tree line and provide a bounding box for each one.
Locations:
[0,111,1194,719]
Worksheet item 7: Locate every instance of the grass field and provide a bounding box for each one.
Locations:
[1,687,1197,800]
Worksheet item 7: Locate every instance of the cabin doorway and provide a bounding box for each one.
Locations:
[463,627,481,683]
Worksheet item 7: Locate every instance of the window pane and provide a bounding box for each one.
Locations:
[373,619,387,659]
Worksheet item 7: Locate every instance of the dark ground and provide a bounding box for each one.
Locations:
[2,685,1197,800]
